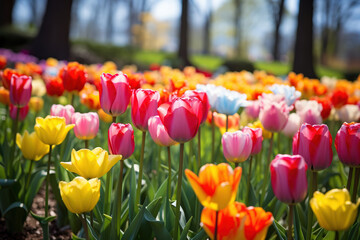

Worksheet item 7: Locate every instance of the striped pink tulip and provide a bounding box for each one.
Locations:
[108,123,135,159]
[242,127,262,155]
[71,112,99,140]
[222,131,252,163]
[148,115,177,147]
[10,74,32,107]
[50,104,75,125]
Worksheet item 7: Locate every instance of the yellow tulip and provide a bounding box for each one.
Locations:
[310,188,360,231]
[59,177,100,214]
[16,130,49,161]
[34,116,74,146]
[29,96,44,113]
[61,148,122,178]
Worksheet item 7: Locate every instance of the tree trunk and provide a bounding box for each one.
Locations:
[272,0,285,61]
[0,0,15,27]
[292,0,317,78]
[30,0,73,60]
[320,0,330,65]
[233,0,242,56]
[106,0,114,43]
[178,0,191,67]
[128,0,134,45]
[203,0,212,54]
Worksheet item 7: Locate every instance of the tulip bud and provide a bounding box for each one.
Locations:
[10,74,32,107]
[281,113,301,138]
[148,116,177,147]
[50,104,75,125]
[183,90,210,124]
[270,154,308,204]
[295,100,323,125]
[293,124,333,171]
[108,123,135,159]
[29,96,44,113]
[222,131,252,163]
[16,130,49,161]
[335,122,360,166]
[71,112,99,140]
[242,126,262,155]
[336,105,360,123]
[59,62,87,92]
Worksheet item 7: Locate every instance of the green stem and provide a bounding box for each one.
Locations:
[287,204,294,240]
[112,116,117,123]
[197,126,201,171]
[90,211,94,228]
[211,111,215,163]
[167,146,172,197]
[214,210,219,240]
[115,160,125,237]
[335,231,339,240]
[245,156,253,206]
[277,132,281,154]
[45,145,52,218]
[8,107,20,177]
[135,131,146,209]
[80,213,89,240]
[306,171,318,240]
[351,167,360,203]
[347,167,354,191]
[174,143,184,240]
[225,114,229,133]
[85,139,89,149]
[103,170,112,215]
[25,160,35,190]
[260,132,273,204]
[234,162,239,168]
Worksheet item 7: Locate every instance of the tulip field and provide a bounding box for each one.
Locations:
[1,51,360,240]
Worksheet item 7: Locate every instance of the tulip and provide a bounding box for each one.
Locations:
[71,112,99,140]
[215,89,248,116]
[0,56,7,70]
[270,154,308,204]
[61,148,121,178]
[331,89,348,109]
[131,89,160,131]
[99,72,132,116]
[337,105,360,123]
[46,76,64,97]
[242,127,262,155]
[50,104,75,125]
[29,96,44,113]
[245,100,260,119]
[295,100,323,125]
[185,163,242,211]
[158,97,202,143]
[335,122,360,166]
[0,86,10,105]
[10,104,29,121]
[59,177,101,214]
[201,202,273,240]
[59,62,87,92]
[34,116,74,146]
[222,131,252,163]
[281,113,301,138]
[248,120,272,139]
[148,115,177,147]
[293,123,333,171]
[310,188,360,231]
[1,68,20,89]
[16,130,49,161]
[259,93,291,132]
[311,97,332,120]
[9,74,32,107]
[196,84,225,110]
[269,84,301,106]
[31,79,46,97]
[183,90,210,124]
[108,123,135,159]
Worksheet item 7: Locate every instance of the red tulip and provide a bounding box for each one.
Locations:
[331,90,348,109]
[293,123,333,171]
[10,104,29,121]
[270,154,308,204]
[10,74,32,107]
[99,72,131,116]
[183,90,210,124]
[242,127,263,155]
[158,97,202,143]
[46,76,64,97]
[1,68,20,89]
[59,62,87,92]
[131,89,160,131]
[108,123,135,159]
[335,122,360,166]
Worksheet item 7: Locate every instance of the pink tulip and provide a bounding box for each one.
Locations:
[108,123,135,159]
[222,131,252,163]
[158,97,202,143]
[295,100,323,125]
[259,94,291,132]
[10,104,29,121]
[335,122,360,166]
[148,116,177,147]
[270,154,308,204]
[183,90,210,124]
[10,74,32,107]
[282,113,301,137]
[242,127,262,155]
[99,72,132,116]
[245,100,260,119]
[293,124,333,171]
[50,104,75,124]
[131,89,160,131]
[71,112,99,140]
[336,105,360,123]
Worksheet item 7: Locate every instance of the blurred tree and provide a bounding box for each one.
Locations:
[202,0,212,54]
[233,0,243,56]
[178,0,191,66]
[0,0,15,27]
[30,0,73,60]
[292,0,316,78]
[267,0,285,61]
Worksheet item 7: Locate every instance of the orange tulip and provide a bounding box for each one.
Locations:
[185,163,242,211]
[201,202,273,240]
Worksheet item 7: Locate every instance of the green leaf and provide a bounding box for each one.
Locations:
[30,211,56,224]
[72,233,85,240]
[3,201,27,216]
[180,217,193,240]
[100,214,112,240]
[147,197,163,217]
[154,176,169,200]
[273,220,286,240]
[85,215,99,240]
[0,178,16,188]
[191,228,208,240]
[122,205,146,240]
[294,206,305,240]
[323,230,335,240]
[143,208,172,239]
[164,197,176,234]
[129,164,136,222]
[314,228,324,240]
[24,169,47,208]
